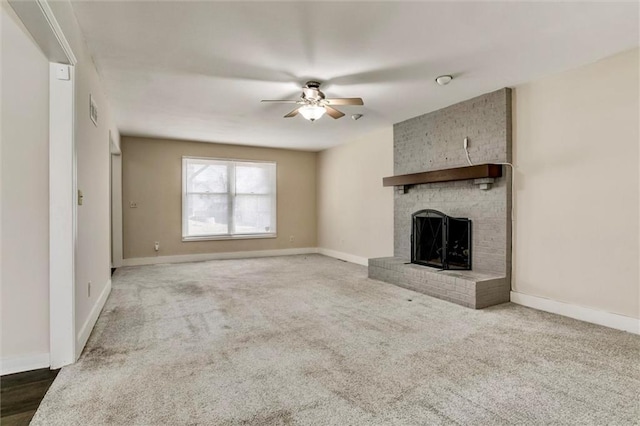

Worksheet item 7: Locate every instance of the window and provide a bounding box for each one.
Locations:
[182,157,276,240]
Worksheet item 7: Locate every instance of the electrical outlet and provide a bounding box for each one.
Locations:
[88,281,91,298]
[154,241,160,251]
[289,235,294,242]
[129,201,137,208]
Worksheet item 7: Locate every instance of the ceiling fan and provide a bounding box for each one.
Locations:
[261,81,363,122]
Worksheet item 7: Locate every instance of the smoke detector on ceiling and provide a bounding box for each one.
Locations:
[435,75,453,86]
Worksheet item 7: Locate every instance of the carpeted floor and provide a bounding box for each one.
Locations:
[32,255,639,425]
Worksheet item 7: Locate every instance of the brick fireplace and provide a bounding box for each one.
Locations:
[369,88,512,309]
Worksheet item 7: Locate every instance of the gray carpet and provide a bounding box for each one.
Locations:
[32,255,639,425]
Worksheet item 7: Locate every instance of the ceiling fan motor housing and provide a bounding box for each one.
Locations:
[302,81,324,101]
[304,81,321,89]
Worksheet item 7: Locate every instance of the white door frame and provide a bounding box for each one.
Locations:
[49,63,76,368]
[110,133,123,268]
[9,0,78,369]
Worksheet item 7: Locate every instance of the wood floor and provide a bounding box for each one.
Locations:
[1,368,59,425]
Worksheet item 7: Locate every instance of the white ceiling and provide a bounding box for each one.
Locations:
[70,1,638,151]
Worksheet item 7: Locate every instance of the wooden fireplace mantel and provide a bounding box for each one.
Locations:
[383,164,503,191]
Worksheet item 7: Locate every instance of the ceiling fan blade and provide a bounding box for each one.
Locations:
[284,108,300,118]
[324,98,364,106]
[325,106,345,119]
[261,99,300,103]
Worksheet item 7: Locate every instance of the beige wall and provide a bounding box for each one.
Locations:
[513,48,639,319]
[317,128,394,262]
[0,1,51,361]
[47,0,121,343]
[121,137,317,258]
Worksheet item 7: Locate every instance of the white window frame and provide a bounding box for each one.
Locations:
[182,156,277,241]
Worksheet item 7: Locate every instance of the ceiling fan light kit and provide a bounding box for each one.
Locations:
[299,105,326,122]
[262,81,364,122]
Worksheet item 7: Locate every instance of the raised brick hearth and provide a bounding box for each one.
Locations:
[369,257,509,309]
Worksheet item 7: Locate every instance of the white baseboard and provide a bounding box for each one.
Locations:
[317,248,369,266]
[76,279,112,358]
[121,247,319,267]
[1,352,50,375]
[510,291,639,334]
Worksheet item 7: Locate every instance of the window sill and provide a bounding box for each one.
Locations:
[182,233,277,242]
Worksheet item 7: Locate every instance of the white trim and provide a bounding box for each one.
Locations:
[1,353,50,376]
[109,130,121,155]
[111,154,123,268]
[182,157,277,240]
[183,233,277,242]
[317,248,369,266]
[76,279,112,358]
[510,291,640,334]
[183,155,276,165]
[49,63,76,369]
[9,0,79,370]
[7,0,76,65]
[121,248,318,267]
[35,0,77,64]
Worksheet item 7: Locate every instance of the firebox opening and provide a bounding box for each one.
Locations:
[411,209,471,270]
